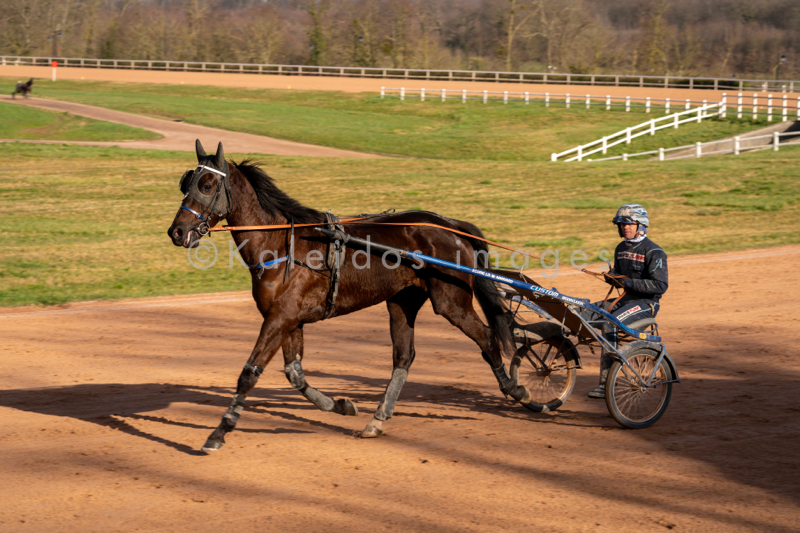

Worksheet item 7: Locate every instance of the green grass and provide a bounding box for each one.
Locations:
[0,101,160,142]
[2,143,799,307]
[0,77,770,161]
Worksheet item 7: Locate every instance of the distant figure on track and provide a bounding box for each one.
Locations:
[583,203,669,399]
[12,78,34,99]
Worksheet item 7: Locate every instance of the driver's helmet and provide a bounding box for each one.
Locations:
[612,203,649,227]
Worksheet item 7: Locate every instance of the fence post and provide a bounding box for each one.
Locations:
[768,94,773,121]
[602,137,608,154]
[566,93,571,108]
[483,90,488,104]
[674,113,679,129]
[665,98,670,114]
[650,119,655,135]
[623,153,628,161]
[380,87,385,99]
[646,97,651,113]
[737,92,743,119]
[551,153,557,162]
[626,127,631,144]
[586,94,590,109]
[545,93,550,107]
[625,96,630,112]
[606,95,611,110]
[442,88,446,102]
[685,99,690,110]
[782,94,788,121]
[503,91,508,104]
[400,87,405,101]
[421,88,425,101]
[734,136,740,155]
[659,148,664,161]
[720,93,726,118]
[696,142,702,158]
[697,107,702,123]
[525,91,529,104]
[462,89,467,104]
[774,131,779,151]
[753,93,758,120]
[577,145,583,161]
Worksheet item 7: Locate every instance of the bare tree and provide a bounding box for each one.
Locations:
[503,0,533,71]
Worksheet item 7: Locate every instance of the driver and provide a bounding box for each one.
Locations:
[584,203,668,399]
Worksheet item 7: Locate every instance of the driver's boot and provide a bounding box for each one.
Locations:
[588,353,612,399]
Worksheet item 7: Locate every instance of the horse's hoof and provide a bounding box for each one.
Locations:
[201,439,224,453]
[518,385,532,405]
[333,398,359,416]
[360,419,383,438]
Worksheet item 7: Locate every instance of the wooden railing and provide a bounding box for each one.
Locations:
[2,54,799,93]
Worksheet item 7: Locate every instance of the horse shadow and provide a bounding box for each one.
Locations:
[0,382,318,456]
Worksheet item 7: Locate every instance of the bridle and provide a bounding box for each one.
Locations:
[179,163,234,236]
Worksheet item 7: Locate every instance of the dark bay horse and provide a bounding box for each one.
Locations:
[167,140,530,452]
[12,78,33,99]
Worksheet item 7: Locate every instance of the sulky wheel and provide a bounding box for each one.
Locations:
[605,346,673,429]
[510,333,580,412]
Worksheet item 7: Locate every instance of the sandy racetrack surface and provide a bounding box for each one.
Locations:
[2,65,798,102]
[2,246,799,532]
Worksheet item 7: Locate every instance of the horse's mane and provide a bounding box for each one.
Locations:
[233,159,322,223]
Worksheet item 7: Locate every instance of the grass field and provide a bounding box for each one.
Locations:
[0,77,770,160]
[2,143,798,307]
[0,101,160,142]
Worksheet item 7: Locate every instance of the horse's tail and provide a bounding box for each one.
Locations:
[456,221,515,360]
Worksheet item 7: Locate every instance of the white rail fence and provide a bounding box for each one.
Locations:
[586,130,800,162]
[2,54,800,93]
[551,104,723,162]
[381,87,799,121]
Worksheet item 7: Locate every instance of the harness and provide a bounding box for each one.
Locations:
[322,212,346,320]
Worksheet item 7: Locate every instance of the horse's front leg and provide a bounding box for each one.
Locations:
[201,316,291,453]
[282,327,358,416]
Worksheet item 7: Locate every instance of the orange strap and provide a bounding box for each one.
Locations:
[209,218,621,278]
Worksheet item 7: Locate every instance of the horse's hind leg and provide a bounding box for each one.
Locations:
[428,279,530,403]
[282,326,358,416]
[361,287,427,438]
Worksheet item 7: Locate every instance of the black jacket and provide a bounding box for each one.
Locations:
[612,237,668,302]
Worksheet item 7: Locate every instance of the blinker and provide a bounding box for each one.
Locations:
[179,140,234,221]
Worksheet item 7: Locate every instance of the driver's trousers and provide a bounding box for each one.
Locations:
[580,299,660,385]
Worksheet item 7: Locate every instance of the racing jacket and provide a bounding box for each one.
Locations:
[612,237,668,303]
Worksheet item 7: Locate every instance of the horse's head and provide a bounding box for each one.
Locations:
[167,139,234,247]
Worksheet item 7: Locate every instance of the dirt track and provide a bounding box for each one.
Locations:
[1,96,381,157]
[4,64,798,102]
[2,245,799,532]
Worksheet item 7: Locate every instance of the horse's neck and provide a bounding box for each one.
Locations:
[225,170,288,264]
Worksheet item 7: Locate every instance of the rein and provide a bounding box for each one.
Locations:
[208,218,619,279]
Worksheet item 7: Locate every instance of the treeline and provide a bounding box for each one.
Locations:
[1,0,798,79]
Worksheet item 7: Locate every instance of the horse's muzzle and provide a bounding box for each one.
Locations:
[168,223,200,248]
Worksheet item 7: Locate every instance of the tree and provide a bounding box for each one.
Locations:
[306,0,328,66]
[504,0,533,71]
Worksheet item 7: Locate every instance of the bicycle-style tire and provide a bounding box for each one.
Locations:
[605,347,672,429]
[510,335,579,412]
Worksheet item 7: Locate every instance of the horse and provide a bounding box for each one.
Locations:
[12,78,33,99]
[167,140,530,452]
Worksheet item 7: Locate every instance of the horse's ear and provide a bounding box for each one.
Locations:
[195,139,207,160]
[215,142,225,167]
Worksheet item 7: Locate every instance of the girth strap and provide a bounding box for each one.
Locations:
[323,212,346,320]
